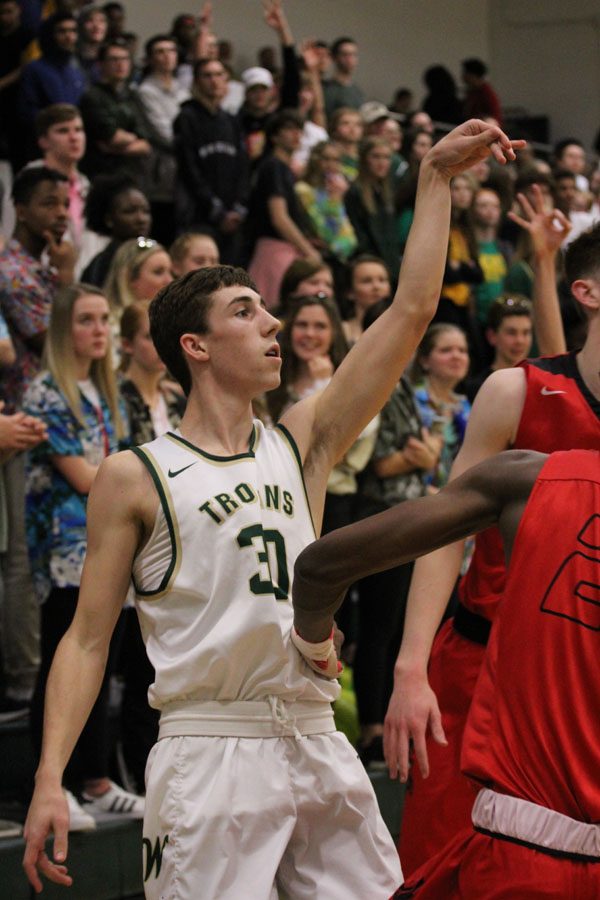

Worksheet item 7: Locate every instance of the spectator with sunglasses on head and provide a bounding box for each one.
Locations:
[104,237,172,317]
[464,294,533,403]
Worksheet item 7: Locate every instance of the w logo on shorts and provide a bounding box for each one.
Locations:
[143,834,169,881]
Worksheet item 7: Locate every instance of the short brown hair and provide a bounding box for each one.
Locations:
[35,103,81,139]
[486,294,532,332]
[149,266,257,395]
[564,222,600,284]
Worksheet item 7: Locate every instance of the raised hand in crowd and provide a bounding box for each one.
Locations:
[263,0,293,46]
[508,182,570,355]
[508,182,571,257]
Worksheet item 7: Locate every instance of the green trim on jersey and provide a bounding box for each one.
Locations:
[131,446,181,599]
[275,423,317,539]
[164,425,258,465]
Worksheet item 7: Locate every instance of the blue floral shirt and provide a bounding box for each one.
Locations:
[413,384,471,488]
[24,371,128,603]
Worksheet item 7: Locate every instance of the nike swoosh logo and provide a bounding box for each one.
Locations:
[540,387,567,396]
[167,462,197,478]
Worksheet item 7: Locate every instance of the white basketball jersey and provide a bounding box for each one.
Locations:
[131,421,340,709]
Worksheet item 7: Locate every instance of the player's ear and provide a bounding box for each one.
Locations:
[180,333,208,361]
[571,278,600,312]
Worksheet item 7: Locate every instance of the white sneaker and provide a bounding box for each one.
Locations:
[65,790,96,832]
[81,781,144,819]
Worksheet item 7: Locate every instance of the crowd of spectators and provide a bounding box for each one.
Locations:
[0,0,596,817]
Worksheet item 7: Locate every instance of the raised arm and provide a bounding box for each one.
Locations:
[281,121,524,514]
[22,453,150,894]
[507,183,569,355]
[383,365,527,778]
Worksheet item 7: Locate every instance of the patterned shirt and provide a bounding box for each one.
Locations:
[360,377,427,508]
[413,382,471,488]
[119,378,184,447]
[24,371,128,603]
[0,240,57,411]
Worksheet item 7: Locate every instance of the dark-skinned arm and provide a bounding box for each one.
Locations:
[292,450,546,642]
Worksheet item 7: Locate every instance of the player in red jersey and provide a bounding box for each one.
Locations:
[386,193,600,875]
[292,447,600,898]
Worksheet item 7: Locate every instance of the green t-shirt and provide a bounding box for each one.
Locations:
[475,239,507,323]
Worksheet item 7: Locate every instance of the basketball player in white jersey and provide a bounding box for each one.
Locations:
[23,120,522,898]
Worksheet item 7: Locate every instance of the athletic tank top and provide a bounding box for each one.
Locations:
[131,421,339,709]
[462,450,600,820]
[458,354,600,621]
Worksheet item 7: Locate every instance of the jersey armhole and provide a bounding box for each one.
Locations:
[130,446,181,598]
[274,423,317,539]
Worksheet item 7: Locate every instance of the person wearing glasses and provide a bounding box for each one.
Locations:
[79,39,152,182]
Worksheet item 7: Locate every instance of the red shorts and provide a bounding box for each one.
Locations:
[398,620,484,876]
[398,828,600,899]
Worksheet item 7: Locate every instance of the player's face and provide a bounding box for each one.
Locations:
[72,293,111,364]
[291,304,333,363]
[18,180,70,242]
[40,117,86,164]
[292,267,334,300]
[123,309,165,374]
[173,236,220,276]
[424,329,469,384]
[492,315,532,365]
[202,286,282,393]
[350,262,390,310]
[130,250,173,301]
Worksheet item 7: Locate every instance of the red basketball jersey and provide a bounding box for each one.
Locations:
[459,354,600,621]
[462,450,600,820]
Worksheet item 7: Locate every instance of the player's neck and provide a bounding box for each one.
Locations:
[179,388,255,456]
[576,324,600,400]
